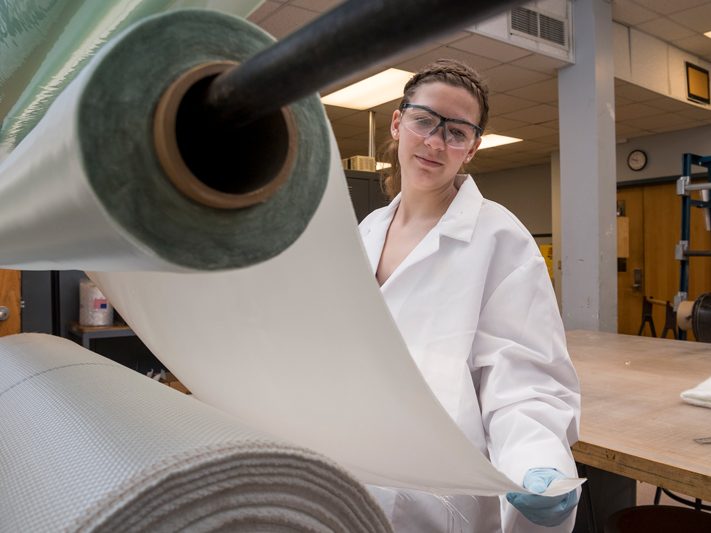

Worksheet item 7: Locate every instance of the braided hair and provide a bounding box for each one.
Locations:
[380,59,489,199]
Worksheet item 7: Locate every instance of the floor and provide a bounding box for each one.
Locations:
[636,482,693,507]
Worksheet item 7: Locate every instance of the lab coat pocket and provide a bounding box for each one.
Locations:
[418,333,474,422]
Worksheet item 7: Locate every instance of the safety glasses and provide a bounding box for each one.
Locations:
[399,103,482,149]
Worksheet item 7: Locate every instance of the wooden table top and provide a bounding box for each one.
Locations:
[567,330,711,501]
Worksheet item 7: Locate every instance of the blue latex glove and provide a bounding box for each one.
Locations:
[506,468,578,527]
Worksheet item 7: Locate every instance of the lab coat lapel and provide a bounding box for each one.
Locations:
[382,176,483,291]
[381,228,441,291]
[361,196,400,273]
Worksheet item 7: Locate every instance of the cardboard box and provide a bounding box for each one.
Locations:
[343,155,376,172]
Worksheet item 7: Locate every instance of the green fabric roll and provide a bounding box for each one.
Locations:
[0,9,330,271]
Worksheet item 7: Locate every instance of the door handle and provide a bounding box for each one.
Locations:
[632,268,642,289]
[0,306,9,321]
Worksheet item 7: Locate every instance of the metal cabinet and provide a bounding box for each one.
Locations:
[345,170,389,223]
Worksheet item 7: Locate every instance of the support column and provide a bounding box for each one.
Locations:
[557,0,617,332]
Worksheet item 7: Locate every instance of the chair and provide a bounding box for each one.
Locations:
[604,505,711,533]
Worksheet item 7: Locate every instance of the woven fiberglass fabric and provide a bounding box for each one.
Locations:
[0,333,392,533]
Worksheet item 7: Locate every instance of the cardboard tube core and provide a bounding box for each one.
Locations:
[677,300,694,331]
[154,61,297,209]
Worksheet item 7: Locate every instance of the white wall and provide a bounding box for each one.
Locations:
[617,125,711,182]
[473,163,552,240]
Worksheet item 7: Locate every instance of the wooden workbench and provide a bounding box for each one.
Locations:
[567,330,711,501]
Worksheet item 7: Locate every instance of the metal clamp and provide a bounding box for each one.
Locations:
[677,175,690,196]
[676,240,688,260]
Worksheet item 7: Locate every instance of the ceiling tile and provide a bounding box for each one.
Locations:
[636,17,697,41]
[615,102,665,120]
[247,0,282,23]
[435,30,471,45]
[506,78,558,103]
[644,96,699,112]
[257,5,320,39]
[535,133,560,145]
[394,45,500,74]
[509,53,568,74]
[676,105,711,120]
[614,82,662,102]
[612,0,659,25]
[614,94,636,106]
[634,0,709,16]
[480,64,550,93]
[649,119,704,133]
[488,93,540,114]
[289,0,342,12]
[500,104,557,124]
[622,111,694,130]
[615,123,652,138]
[487,116,529,132]
[671,34,711,60]
[323,105,360,121]
[448,33,532,62]
[337,110,374,127]
[504,124,557,139]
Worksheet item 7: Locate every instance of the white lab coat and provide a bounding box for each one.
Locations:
[359,176,581,533]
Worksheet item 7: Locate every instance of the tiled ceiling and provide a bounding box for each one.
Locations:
[249,0,711,173]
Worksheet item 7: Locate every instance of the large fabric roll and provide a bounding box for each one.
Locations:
[0,333,392,533]
[0,8,327,272]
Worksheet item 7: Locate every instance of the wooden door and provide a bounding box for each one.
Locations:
[617,187,645,335]
[618,181,711,339]
[0,269,21,336]
[643,183,680,335]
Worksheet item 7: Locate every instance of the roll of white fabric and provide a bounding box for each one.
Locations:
[0,333,392,533]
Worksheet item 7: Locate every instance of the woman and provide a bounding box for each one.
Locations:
[359,59,581,532]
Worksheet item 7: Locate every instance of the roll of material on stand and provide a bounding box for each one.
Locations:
[692,293,711,342]
[677,300,694,332]
[0,8,583,504]
[0,9,328,271]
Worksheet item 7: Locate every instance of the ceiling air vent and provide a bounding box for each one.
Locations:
[510,6,567,48]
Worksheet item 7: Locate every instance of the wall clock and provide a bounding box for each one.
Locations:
[627,149,647,171]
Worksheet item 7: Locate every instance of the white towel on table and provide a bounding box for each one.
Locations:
[681,376,711,408]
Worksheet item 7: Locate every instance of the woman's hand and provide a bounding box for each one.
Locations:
[506,468,578,527]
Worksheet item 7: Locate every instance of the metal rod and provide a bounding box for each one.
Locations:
[684,182,711,192]
[368,110,376,159]
[205,0,522,127]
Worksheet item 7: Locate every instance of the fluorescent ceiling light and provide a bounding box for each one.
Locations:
[478,134,522,150]
[705,31,711,39]
[321,69,413,110]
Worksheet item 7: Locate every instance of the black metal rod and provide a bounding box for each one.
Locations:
[205,0,522,127]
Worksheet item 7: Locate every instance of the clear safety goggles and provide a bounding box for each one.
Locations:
[399,103,482,150]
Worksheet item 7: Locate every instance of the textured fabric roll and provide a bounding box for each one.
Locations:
[0,333,392,533]
[0,9,329,271]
